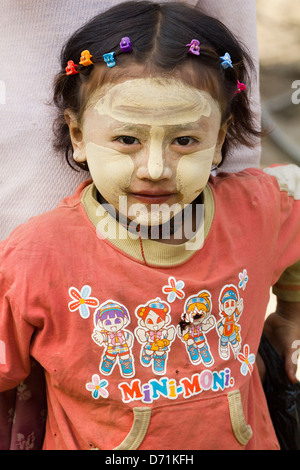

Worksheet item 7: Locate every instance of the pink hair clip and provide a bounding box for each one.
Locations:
[186,39,200,56]
[236,80,246,94]
[65,60,79,75]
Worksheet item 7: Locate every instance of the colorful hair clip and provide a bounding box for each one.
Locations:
[65,60,79,75]
[220,52,233,69]
[103,52,116,68]
[79,50,93,66]
[120,37,132,53]
[186,39,200,56]
[236,80,246,94]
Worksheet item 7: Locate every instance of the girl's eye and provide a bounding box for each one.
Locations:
[117,136,139,145]
[105,320,111,326]
[147,319,154,324]
[173,136,196,146]
[115,318,121,324]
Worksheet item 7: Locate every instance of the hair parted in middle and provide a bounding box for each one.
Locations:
[52,1,261,170]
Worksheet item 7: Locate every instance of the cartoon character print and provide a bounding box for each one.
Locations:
[217,284,243,360]
[92,300,135,378]
[135,298,175,375]
[177,290,215,367]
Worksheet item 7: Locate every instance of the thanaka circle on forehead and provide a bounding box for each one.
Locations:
[91,77,221,125]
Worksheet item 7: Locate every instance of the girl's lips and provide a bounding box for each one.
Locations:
[130,193,175,204]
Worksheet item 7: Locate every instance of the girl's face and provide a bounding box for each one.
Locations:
[68,76,227,227]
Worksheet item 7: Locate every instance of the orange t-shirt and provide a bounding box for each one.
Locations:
[1,167,300,450]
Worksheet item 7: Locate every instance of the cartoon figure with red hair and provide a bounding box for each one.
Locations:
[217,284,243,360]
[177,290,215,366]
[135,298,175,375]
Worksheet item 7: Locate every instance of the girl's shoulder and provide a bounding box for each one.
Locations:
[209,164,300,204]
[0,180,91,267]
[211,164,300,197]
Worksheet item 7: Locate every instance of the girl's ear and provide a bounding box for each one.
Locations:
[213,114,233,166]
[64,109,87,163]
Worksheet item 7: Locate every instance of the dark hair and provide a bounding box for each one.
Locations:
[52,1,261,170]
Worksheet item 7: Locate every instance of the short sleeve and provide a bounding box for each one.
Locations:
[273,260,300,302]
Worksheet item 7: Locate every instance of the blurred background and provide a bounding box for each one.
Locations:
[257,0,300,377]
[257,0,300,168]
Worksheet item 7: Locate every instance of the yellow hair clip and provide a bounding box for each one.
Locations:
[79,50,93,66]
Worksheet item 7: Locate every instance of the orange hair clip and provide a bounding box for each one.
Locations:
[79,50,93,66]
[65,60,79,75]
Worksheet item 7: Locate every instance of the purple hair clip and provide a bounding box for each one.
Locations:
[120,36,132,53]
[186,39,200,56]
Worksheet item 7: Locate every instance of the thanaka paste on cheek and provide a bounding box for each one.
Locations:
[176,145,216,202]
[85,142,134,204]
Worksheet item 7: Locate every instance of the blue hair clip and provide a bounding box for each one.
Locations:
[103,52,116,68]
[220,52,233,69]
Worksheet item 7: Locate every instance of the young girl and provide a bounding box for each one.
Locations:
[0,1,300,450]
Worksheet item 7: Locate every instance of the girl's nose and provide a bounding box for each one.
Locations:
[136,128,172,180]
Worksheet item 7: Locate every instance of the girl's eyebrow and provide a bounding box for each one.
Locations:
[167,122,204,132]
[110,122,148,134]
[111,121,205,134]
[112,123,142,132]
[163,122,207,138]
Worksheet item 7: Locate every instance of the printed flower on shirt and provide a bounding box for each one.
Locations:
[16,432,35,450]
[68,285,99,319]
[238,344,255,376]
[17,382,31,401]
[86,374,109,399]
[238,269,248,290]
[162,277,185,303]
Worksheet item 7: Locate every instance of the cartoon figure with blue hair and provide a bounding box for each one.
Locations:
[178,290,215,366]
[217,284,243,360]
